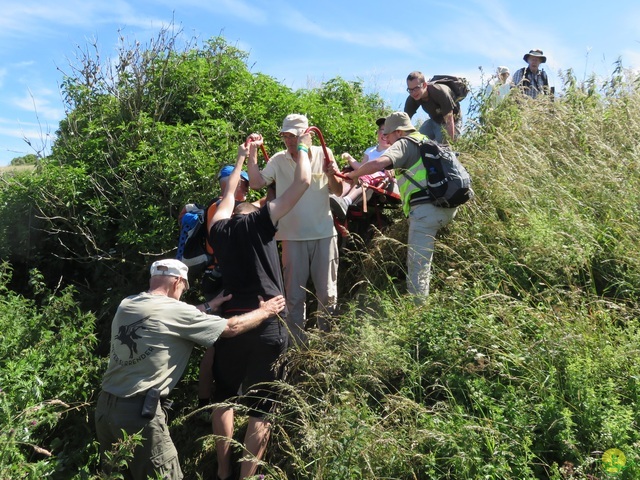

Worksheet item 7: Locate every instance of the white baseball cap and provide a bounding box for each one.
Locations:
[150,259,189,289]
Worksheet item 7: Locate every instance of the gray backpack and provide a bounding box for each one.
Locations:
[405,138,474,208]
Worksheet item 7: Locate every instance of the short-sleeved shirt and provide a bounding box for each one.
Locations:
[381,135,424,212]
[260,146,336,241]
[404,83,459,124]
[384,136,421,171]
[101,293,227,397]
[210,204,286,331]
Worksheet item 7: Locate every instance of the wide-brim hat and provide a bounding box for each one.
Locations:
[382,112,416,135]
[523,49,547,63]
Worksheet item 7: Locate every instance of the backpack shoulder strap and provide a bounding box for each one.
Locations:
[400,136,431,192]
[541,69,549,86]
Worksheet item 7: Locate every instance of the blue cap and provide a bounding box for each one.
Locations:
[218,165,249,182]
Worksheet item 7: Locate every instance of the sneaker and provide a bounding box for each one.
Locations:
[330,194,348,221]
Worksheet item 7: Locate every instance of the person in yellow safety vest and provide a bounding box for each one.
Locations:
[345,112,458,299]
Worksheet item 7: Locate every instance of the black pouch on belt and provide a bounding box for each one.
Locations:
[141,388,161,419]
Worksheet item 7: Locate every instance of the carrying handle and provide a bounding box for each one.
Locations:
[244,137,270,163]
[304,126,331,168]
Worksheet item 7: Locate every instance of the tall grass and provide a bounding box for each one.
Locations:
[244,68,640,479]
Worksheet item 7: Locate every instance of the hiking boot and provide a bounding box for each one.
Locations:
[330,194,348,221]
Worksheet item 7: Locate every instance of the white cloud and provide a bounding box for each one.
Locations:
[0,116,55,163]
[12,89,64,123]
[276,8,413,51]
[0,1,168,40]
[0,118,51,139]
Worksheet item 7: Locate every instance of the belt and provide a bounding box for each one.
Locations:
[100,390,173,409]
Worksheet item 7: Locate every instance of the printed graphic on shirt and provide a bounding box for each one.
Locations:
[114,316,149,359]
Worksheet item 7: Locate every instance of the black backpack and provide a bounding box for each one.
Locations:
[428,75,470,103]
[404,137,474,208]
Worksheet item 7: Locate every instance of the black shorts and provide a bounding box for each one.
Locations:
[212,321,287,418]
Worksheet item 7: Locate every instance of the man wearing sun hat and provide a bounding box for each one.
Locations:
[511,49,550,99]
[247,114,344,344]
[345,112,458,299]
[95,258,285,480]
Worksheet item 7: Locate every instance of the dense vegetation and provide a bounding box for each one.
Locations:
[1,28,639,479]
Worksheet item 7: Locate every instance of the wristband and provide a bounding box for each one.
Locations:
[297,144,309,153]
[204,302,213,314]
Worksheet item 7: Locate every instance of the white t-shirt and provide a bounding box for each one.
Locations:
[101,292,227,397]
[261,145,337,241]
[363,145,387,162]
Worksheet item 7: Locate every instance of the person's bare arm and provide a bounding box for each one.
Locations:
[325,149,344,196]
[246,133,268,190]
[211,144,249,224]
[443,111,456,141]
[342,152,363,170]
[221,295,286,337]
[346,156,392,182]
[267,133,312,223]
[197,291,233,314]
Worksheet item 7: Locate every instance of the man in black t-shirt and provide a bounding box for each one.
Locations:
[208,132,312,480]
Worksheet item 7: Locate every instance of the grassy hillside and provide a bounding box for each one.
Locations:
[1,66,640,479]
[245,70,640,479]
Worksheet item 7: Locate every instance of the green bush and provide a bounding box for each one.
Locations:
[0,264,102,477]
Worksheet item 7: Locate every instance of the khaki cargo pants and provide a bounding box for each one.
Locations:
[95,390,182,480]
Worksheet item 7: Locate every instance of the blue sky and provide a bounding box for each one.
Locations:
[1,0,639,166]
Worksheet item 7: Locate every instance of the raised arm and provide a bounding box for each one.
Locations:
[267,133,312,223]
[246,133,268,190]
[211,143,249,224]
[341,152,363,170]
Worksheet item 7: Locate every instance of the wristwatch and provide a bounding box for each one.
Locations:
[204,302,213,314]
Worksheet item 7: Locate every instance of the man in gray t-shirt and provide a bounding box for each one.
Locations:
[95,258,285,480]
